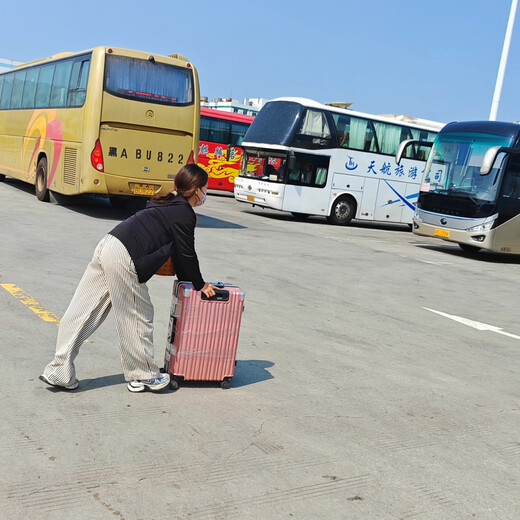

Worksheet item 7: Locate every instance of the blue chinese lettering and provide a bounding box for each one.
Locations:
[408,166,418,180]
[394,164,404,177]
[199,144,209,155]
[215,146,224,158]
[380,162,391,175]
[367,160,377,174]
[229,147,237,161]
[345,156,358,171]
[434,169,442,181]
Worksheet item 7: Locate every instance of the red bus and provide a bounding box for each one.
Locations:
[198,107,254,191]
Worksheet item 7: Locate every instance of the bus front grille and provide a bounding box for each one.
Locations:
[63,148,78,186]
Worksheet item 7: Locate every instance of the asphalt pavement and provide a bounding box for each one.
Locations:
[1,177,519,520]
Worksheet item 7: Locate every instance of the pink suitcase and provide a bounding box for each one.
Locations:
[163,281,245,390]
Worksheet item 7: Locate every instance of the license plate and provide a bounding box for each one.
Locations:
[134,183,155,196]
[247,195,255,201]
[434,228,450,237]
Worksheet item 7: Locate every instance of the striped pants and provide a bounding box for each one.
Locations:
[42,234,160,386]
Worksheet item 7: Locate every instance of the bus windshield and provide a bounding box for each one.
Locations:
[104,54,193,106]
[243,101,303,146]
[241,149,287,182]
[422,132,513,203]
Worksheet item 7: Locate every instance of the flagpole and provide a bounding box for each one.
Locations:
[489,0,518,121]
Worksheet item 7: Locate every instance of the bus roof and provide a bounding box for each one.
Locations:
[200,107,254,124]
[441,120,520,137]
[12,47,194,71]
[270,97,444,132]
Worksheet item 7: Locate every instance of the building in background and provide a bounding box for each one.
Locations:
[0,58,24,74]
[201,97,266,116]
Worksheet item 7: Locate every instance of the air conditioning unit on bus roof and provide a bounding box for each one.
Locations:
[168,53,189,61]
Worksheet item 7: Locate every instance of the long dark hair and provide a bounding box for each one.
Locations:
[152,164,208,202]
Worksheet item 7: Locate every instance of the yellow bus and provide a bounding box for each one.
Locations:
[0,46,199,205]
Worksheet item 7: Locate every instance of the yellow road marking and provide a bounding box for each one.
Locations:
[1,284,60,324]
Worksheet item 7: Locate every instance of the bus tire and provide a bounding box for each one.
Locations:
[459,243,481,253]
[0,173,5,182]
[291,212,310,220]
[327,196,355,225]
[35,157,50,202]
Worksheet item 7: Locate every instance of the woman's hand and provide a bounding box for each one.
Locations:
[201,283,217,298]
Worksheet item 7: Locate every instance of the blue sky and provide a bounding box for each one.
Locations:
[2,0,520,123]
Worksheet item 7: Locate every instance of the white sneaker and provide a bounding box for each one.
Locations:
[39,374,79,390]
[127,373,170,393]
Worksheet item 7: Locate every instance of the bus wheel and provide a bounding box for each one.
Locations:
[328,196,355,225]
[291,212,310,220]
[35,158,50,202]
[459,243,481,253]
[0,174,5,182]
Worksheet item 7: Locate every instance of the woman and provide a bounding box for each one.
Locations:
[40,164,216,393]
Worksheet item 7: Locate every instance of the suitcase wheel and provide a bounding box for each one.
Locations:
[169,377,180,391]
[221,379,231,390]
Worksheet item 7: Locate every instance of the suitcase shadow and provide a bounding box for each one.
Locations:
[170,360,274,390]
[230,360,274,387]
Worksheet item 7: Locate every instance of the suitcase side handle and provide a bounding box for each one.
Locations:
[201,289,229,302]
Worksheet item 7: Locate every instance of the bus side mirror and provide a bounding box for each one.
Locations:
[287,153,296,172]
[396,139,419,165]
[481,146,505,175]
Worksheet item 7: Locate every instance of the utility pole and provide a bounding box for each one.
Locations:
[489,0,518,121]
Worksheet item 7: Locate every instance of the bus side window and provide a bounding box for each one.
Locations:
[349,116,377,152]
[373,122,411,155]
[503,157,520,199]
[0,74,13,109]
[50,60,73,108]
[35,64,55,108]
[332,114,351,148]
[68,59,90,107]
[10,70,26,109]
[294,109,332,148]
[21,68,39,109]
[315,167,327,186]
[230,122,249,146]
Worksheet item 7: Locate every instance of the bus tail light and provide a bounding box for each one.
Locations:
[91,139,104,172]
[187,151,195,164]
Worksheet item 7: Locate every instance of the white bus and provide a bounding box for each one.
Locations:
[234,97,443,225]
[398,120,520,254]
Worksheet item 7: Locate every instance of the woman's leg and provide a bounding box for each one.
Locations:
[42,236,113,387]
[100,235,160,382]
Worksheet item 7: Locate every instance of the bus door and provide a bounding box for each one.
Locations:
[282,154,330,215]
[358,177,379,220]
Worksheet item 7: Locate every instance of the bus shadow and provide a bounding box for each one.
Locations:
[415,244,520,264]
[197,214,246,229]
[1,177,36,196]
[2,176,245,228]
[241,208,410,232]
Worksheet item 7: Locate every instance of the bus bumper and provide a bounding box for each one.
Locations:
[412,217,494,250]
[233,182,284,210]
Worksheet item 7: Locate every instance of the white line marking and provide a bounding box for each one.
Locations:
[400,255,452,266]
[423,307,520,340]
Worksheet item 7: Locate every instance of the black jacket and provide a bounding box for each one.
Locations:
[109,196,205,289]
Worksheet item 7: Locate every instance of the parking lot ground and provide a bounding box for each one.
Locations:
[1,178,520,519]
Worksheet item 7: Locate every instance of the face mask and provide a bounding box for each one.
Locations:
[194,189,206,207]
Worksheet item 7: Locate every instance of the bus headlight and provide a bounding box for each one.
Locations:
[466,219,496,232]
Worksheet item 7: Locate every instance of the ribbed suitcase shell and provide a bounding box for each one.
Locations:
[164,281,244,383]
